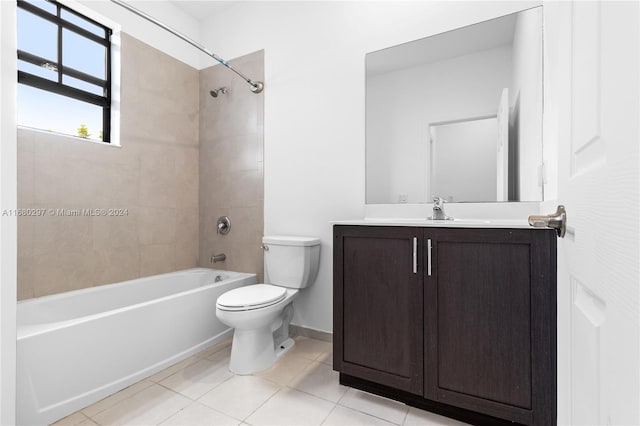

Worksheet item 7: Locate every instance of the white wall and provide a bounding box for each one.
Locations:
[511,7,544,201]
[0,1,17,423]
[76,0,203,69]
[431,118,498,202]
[200,1,541,333]
[367,46,512,204]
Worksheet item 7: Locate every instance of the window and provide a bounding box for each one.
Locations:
[17,0,112,142]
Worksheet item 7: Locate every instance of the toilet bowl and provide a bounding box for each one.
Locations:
[216,236,320,374]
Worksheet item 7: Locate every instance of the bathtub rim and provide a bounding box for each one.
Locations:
[17,267,257,340]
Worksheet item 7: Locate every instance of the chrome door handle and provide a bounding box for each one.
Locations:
[528,205,567,238]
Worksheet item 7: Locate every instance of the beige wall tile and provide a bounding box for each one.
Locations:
[228,206,262,246]
[31,250,100,297]
[17,256,34,301]
[94,246,140,286]
[91,162,139,206]
[17,146,34,206]
[139,144,177,207]
[92,209,138,250]
[206,133,260,174]
[199,50,264,274]
[174,147,199,208]
[123,106,197,146]
[119,33,143,94]
[175,241,198,270]
[138,207,176,245]
[120,35,198,146]
[203,174,232,209]
[32,214,93,257]
[198,239,208,269]
[228,170,260,208]
[17,128,35,151]
[176,208,198,244]
[138,49,177,94]
[229,240,264,276]
[17,33,200,299]
[140,244,175,277]
[16,40,265,301]
[206,97,258,140]
[17,216,34,259]
[34,153,113,208]
[32,152,68,205]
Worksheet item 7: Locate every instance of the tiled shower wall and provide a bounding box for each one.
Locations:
[198,51,265,281]
[17,36,265,300]
[16,34,199,299]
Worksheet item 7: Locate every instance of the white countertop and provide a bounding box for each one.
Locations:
[331,218,539,229]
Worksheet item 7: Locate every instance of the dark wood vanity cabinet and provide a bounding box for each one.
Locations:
[333,226,423,394]
[334,225,557,426]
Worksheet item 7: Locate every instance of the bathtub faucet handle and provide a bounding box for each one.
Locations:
[211,253,226,263]
[216,216,231,235]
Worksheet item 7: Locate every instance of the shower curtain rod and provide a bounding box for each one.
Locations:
[109,0,264,94]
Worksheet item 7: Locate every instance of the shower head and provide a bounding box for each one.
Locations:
[210,87,228,98]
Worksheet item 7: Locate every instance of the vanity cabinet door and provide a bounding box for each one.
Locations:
[334,225,423,395]
[424,228,556,425]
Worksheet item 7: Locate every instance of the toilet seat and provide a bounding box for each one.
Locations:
[217,284,287,311]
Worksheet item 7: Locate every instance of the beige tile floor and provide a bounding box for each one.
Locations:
[51,337,468,426]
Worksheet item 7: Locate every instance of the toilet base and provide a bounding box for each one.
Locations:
[275,337,295,360]
[229,326,276,375]
[228,333,296,375]
[218,293,299,375]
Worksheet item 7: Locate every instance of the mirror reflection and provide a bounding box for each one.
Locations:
[366,7,543,204]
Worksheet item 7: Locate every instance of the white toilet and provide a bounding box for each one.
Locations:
[216,236,320,375]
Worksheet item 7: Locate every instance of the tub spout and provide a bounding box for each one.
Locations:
[211,253,226,263]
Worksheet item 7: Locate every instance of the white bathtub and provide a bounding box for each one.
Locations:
[16,267,256,426]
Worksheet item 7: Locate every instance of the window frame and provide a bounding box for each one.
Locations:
[16,0,112,142]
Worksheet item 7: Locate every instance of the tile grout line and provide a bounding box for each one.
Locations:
[337,390,409,426]
[240,385,284,423]
[193,398,247,425]
[153,399,193,426]
[81,380,156,420]
[318,401,339,426]
[284,382,348,406]
[74,338,335,426]
[155,380,198,401]
[400,407,410,426]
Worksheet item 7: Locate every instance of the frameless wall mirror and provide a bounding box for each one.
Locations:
[366,7,543,204]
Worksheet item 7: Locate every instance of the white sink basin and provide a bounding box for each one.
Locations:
[429,218,492,225]
[343,218,532,229]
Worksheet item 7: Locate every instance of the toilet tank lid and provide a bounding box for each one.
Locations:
[262,236,320,247]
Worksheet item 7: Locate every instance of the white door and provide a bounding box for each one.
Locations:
[496,88,509,201]
[549,1,639,424]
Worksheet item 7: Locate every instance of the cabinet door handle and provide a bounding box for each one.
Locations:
[412,237,418,274]
[427,238,432,276]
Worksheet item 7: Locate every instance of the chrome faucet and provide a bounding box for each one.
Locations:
[210,253,226,263]
[430,196,453,220]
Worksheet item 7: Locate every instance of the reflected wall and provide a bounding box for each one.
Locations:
[366,7,543,204]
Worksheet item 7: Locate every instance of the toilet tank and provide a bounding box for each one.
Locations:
[262,236,320,289]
